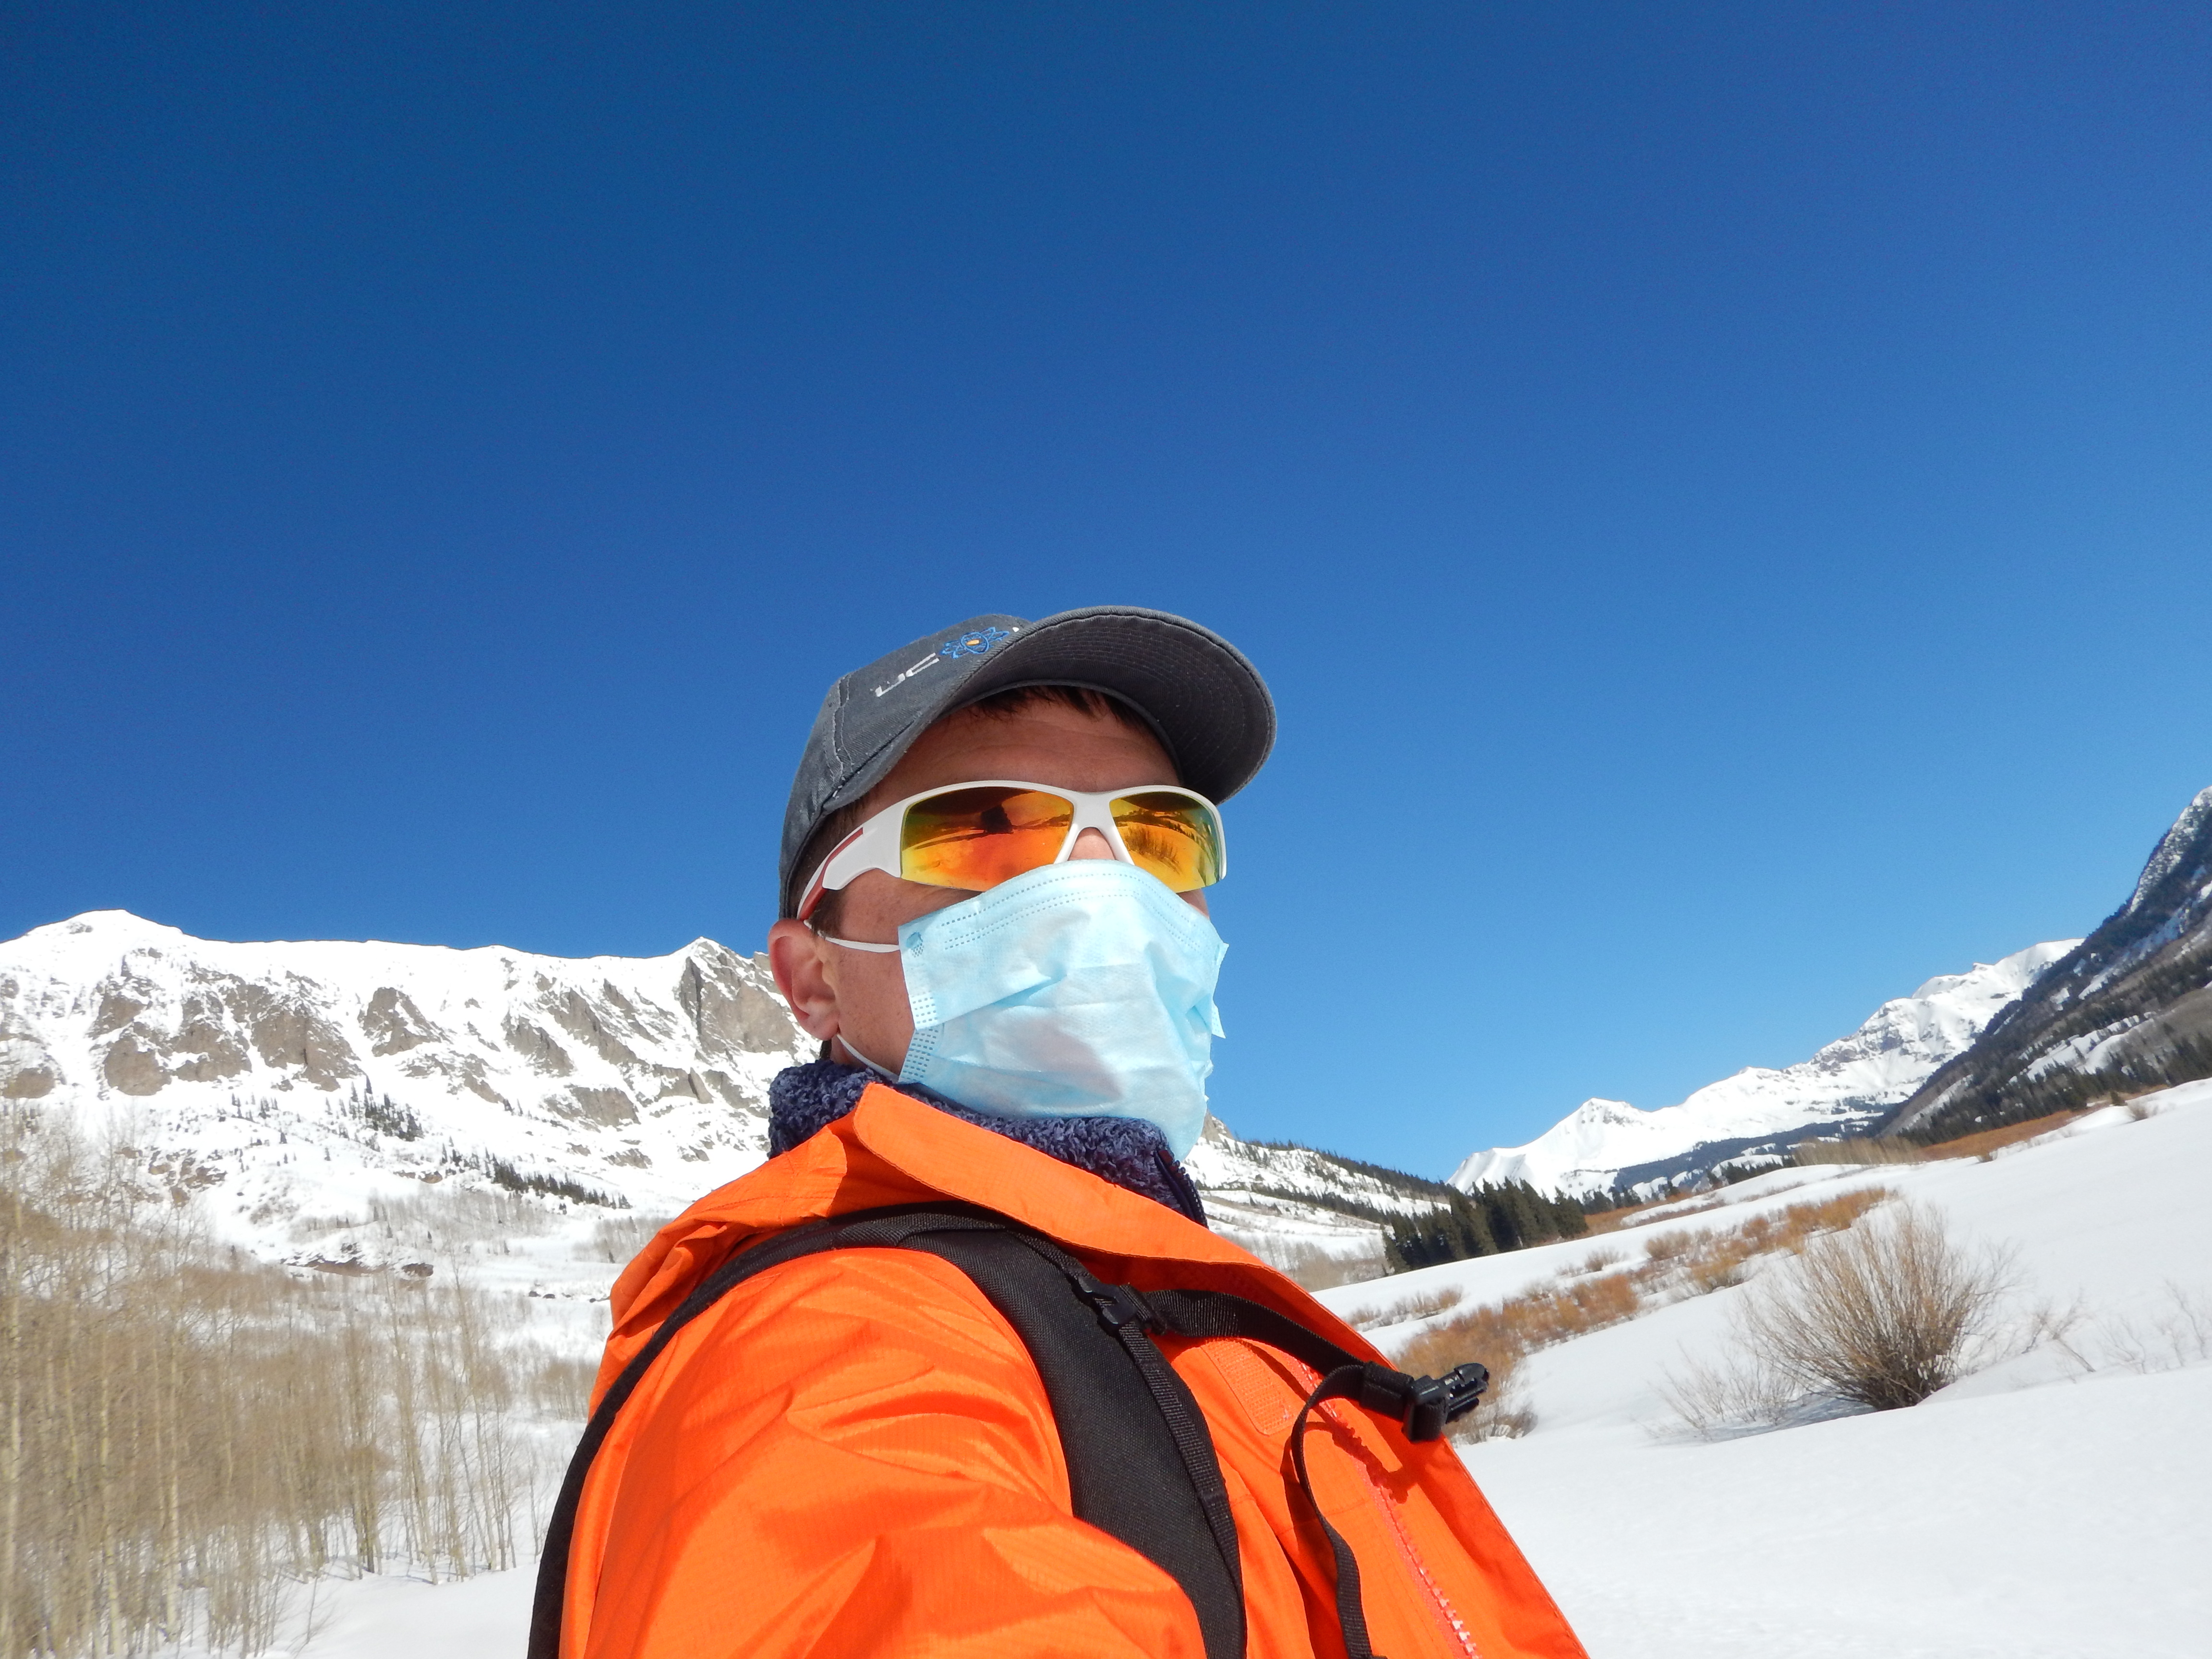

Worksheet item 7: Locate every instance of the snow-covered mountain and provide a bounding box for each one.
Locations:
[1185,1118,1461,1284]
[0,910,1435,1281]
[1451,939,2078,1200]
[0,910,811,1259]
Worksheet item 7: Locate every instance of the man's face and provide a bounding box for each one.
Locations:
[767,699,1205,1072]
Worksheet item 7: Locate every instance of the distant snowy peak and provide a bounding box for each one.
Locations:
[1450,939,2078,1200]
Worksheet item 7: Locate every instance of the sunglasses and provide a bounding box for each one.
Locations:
[797,780,1226,920]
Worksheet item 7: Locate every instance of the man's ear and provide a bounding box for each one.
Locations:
[767,919,841,1042]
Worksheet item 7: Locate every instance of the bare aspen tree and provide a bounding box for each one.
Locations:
[0,1104,568,1657]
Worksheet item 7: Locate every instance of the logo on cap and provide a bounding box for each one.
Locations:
[939,626,1011,660]
[872,624,1022,697]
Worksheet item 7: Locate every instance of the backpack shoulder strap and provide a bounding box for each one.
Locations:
[527,1203,1246,1659]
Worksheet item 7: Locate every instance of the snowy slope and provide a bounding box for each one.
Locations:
[1324,1078,2212,1658]
[1451,939,2077,1200]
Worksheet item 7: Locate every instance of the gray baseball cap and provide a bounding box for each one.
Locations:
[779,605,1274,916]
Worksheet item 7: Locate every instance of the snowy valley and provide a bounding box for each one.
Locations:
[189,1074,2212,1659]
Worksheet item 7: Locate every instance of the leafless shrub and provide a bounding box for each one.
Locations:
[1250,1237,1387,1292]
[1658,1346,1799,1439]
[1734,1201,2010,1411]
[2050,1282,2212,1376]
[590,1211,675,1266]
[1392,1285,1467,1322]
[1574,1245,1624,1274]
[2124,1098,2158,1122]
[1342,1279,1464,1332]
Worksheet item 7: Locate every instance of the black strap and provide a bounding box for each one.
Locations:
[527,1204,1489,1659]
[900,1226,1246,1659]
[1109,1286,1491,1659]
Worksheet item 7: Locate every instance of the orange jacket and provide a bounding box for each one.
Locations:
[563,1084,1586,1659]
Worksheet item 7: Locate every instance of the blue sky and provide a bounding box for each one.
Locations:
[6,4,2210,1176]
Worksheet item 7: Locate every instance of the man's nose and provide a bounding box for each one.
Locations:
[1069,827,1117,860]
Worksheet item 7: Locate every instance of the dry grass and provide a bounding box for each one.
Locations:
[1918,1110,2087,1163]
[1392,1188,1889,1442]
[1791,1137,1925,1167]
[1580,1194,1679,1235]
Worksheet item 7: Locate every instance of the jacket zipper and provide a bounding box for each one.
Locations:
[1328,1398,1482,1658]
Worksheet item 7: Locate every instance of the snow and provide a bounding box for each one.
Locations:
[1449,1076,2212,1658]
[1479,1364,2212,1659]
[1450,939,2080,1199]
[0,911,1411,1284]
[162,1566,542,1659]
[0,909,810,1252]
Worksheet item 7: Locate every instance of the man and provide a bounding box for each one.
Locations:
[541,606,1584,1658]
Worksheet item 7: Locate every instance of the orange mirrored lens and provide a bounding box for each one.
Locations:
[900,787,1075,890]
[1110,792,1224,891]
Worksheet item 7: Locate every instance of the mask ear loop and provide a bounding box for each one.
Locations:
[808,929,902,1076]
[833,1028,900,1081]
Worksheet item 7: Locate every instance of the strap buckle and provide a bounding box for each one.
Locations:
[1357,1360,1491,1443]
[1085,1282,1161,1334]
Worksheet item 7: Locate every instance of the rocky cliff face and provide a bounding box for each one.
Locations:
[0,912,808,1256]
[0,911,1436,1284]
[1890,785,2212,1140]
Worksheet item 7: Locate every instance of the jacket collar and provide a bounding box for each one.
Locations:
[595,1084,1375,1405]
[767,1058,1207,1223]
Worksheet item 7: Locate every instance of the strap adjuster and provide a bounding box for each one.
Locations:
[1085,1282,1159,1334]
[1353,1359,1490,1443]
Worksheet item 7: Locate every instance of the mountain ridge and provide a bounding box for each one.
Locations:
[1450,938,2079,1200]
[1888,784,2212,1139]
[0,909,1447,1284]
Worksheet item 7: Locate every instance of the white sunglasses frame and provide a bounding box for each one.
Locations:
[796,779,1227,924]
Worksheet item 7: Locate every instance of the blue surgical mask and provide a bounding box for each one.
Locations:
[843,860,1226,1158]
